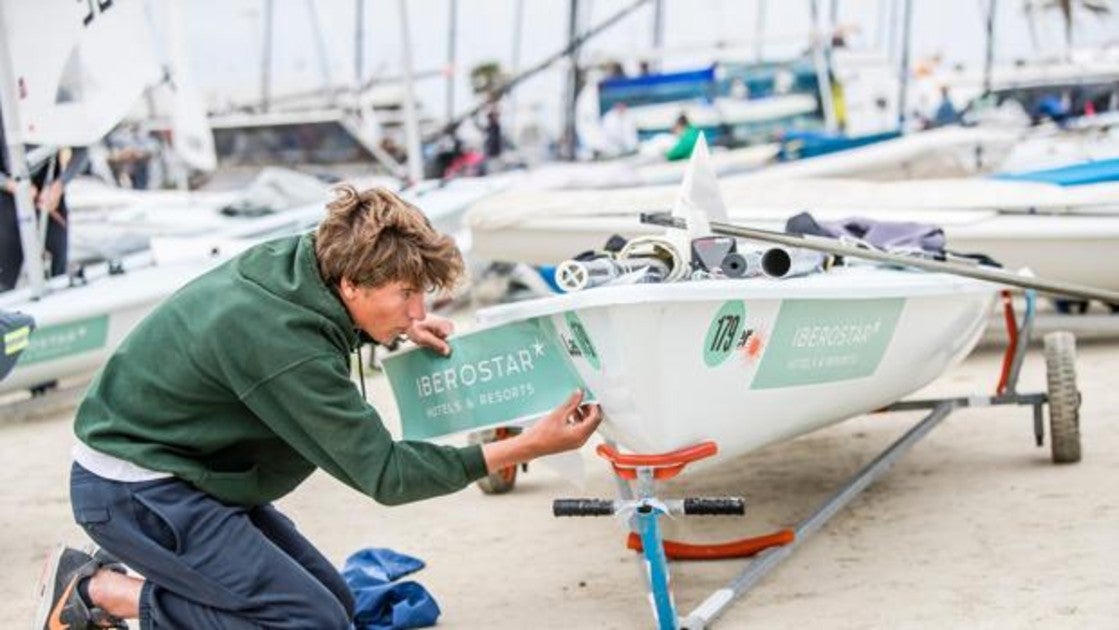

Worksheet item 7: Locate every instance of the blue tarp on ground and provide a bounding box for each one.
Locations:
[992,157,1119,187]
[343,548,441,630]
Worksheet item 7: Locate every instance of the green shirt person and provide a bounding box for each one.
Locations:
[35,185,601,629]
[665,113,700,161]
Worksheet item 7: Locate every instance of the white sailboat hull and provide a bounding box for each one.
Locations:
[478,269,994,457]
[0,172,517,396]
[0,255,219,395]
[466,178,1119,292]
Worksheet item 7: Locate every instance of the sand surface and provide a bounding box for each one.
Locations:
[3,340,1117,628]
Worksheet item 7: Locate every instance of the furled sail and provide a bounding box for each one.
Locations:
[2,0,161,146]
[162,0,216,172]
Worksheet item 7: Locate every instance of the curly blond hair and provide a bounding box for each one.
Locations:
[314,185,463,291]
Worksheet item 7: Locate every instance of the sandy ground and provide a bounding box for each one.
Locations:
[3,338,1117,628]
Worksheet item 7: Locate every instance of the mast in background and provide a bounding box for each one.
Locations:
[429,0,650,145]
[508,0,524,133]
[895,0,913,130]
[306,0,336,107]
[354,0,364,90]
[445,0,458,125]
[398,0,424,183]
[0,1,45,296]
[983,0,997,97]
[560,0,580,160]
[755,0,767,62]
[809,0,838,132]
[260,0,273,113]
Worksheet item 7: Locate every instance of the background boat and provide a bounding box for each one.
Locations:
[465,173,1119,294]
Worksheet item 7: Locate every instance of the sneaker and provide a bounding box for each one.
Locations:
[31,544,127,629]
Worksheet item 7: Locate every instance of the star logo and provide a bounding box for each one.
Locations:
[532,339,545,356]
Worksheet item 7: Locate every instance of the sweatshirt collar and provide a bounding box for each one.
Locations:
[297,233,363,351]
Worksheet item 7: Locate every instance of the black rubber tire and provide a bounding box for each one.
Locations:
[1044,331,1081,464]
[467,427,523,494]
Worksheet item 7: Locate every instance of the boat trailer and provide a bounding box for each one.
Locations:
[551,290,1081,628]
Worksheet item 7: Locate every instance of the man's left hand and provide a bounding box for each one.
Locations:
[37,181,65,227]
[405,314,455,356]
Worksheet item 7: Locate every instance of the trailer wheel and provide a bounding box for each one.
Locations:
[468,427,523,494]
[1044,331,1081,464]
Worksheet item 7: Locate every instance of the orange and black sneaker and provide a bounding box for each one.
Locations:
[31,544,126,629]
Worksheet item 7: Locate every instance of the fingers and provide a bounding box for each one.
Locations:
[558,389,584,418]
[430,317,454,338]
[560,393,599,432]
[420,331,451,356]
[432,338,451,356]
[564,403,602,443]
[575,403,602,429]
[408,324,452,356]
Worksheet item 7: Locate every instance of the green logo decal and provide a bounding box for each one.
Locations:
[563,311,601,371]
[752,298,904,389]
[384,317,592,440]
[703,300,747,367]
[17,315,109,365]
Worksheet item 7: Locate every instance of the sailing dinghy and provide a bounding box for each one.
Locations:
[477,268,993,457]
[471,137,998,460]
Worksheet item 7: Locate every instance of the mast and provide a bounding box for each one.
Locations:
[755,0,767,62]
[809,0,837,132]
[651,0,664,72]
[354,0,364,92]
[983,0,997,97]
[445,0,458,125]
[0,1,46,296]
[895,0,913,130]
[260,0,274,113]
[561,0,580,160]
[398,0,424,183]
[427,0,651,145]
[508,0,524,134]
[306,0,336,107]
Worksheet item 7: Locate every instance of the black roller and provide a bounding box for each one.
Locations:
[682,497,746,515]
[553,498,615,517]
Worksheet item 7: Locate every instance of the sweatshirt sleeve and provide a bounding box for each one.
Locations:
[240,352,489,505]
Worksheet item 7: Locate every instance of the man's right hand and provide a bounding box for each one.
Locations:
[480,390,602,474]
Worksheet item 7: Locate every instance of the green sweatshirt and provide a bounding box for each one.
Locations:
[665,125,700,161]
[75,232,488,506]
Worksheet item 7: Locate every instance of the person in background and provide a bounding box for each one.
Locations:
[600,101,639,157]
[33,185,602,629]
[603,60,627,81]
[1033,91,1071,126]
[664,113,700,161]
[931,85,960,127]
[106,123,155,190]
[475,105,508,171]
[1,106,86,290]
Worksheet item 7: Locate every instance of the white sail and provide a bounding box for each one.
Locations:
[163,0,216,172]
[3,0,161,146]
